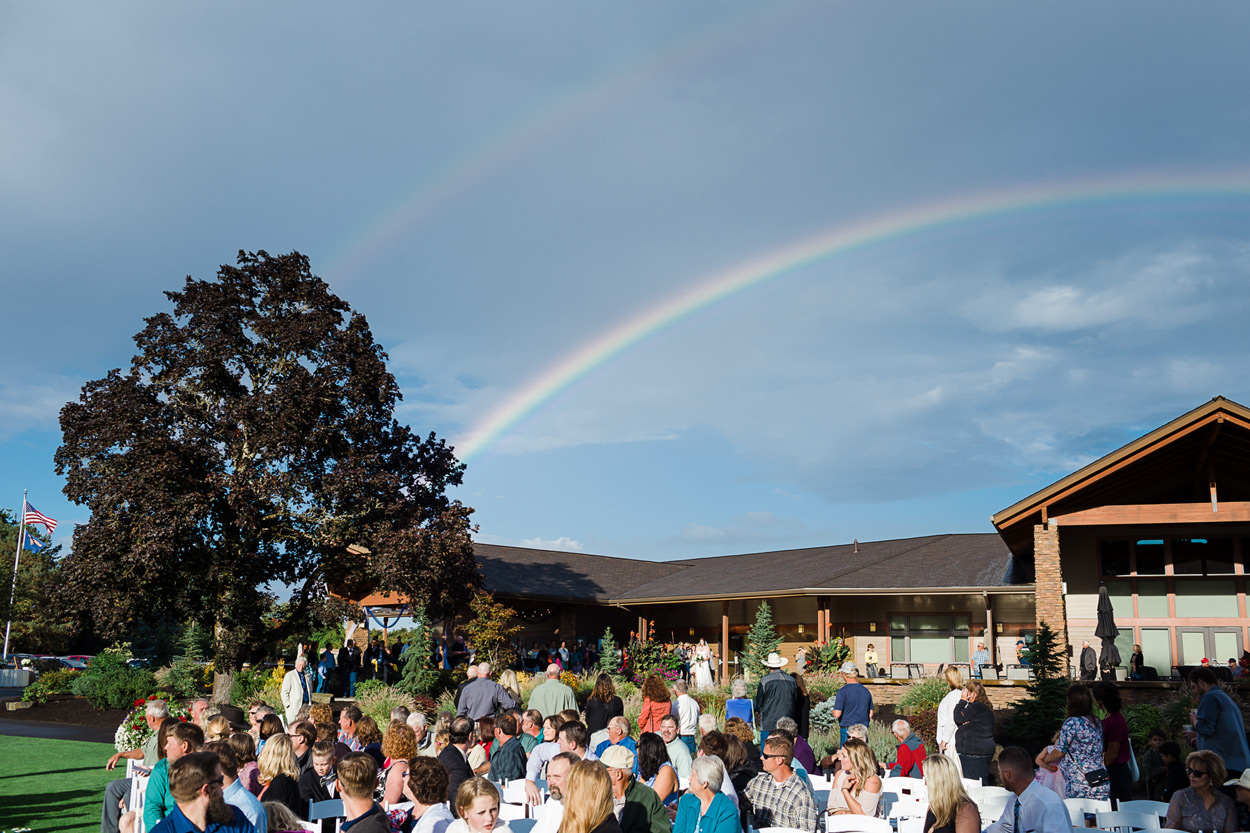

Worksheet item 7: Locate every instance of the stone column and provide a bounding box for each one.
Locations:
[1034,523,1068,655]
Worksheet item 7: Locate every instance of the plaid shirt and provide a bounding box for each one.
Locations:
[744,771,818,833]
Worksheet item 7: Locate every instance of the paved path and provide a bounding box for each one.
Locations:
[0,716,115,743]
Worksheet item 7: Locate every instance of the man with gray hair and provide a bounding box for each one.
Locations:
[391,705,411,724]
[453,664,478,711]
[697,713,717,739]
[457,662,518,719]
[407,712,437,756]
[671,679,700,755]
[528,662,577,718]
[775,717,816,773]
[889,718,927,778]
[101,699,169,833]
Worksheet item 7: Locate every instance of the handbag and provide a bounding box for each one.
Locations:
[1084,767,1110,788]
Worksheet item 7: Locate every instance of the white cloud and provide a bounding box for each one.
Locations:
[0,377,82,440]
[673,512,809,547]
[519,536,584,552]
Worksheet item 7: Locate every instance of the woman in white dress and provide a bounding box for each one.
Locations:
[692,639,715,690]
[935,665,965,774]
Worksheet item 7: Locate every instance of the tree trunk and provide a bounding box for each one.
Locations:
[212,667,236,705]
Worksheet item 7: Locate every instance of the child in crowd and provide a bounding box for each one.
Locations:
[300,741,337,833]
[1160,741,1187,802]
[1034,730,1066,797]
[1142,729,1167,801]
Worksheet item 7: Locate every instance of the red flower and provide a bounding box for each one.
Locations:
[135,699,145,706]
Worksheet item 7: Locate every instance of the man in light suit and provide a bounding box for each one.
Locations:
[281,656,314,725]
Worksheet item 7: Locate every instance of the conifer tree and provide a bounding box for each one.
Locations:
[596,626,620,677]
[1003,621,1069,754]
[398,609,440,697]
[743,601,782,679]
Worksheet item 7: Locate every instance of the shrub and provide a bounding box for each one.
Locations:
[161,656,210,699]
[866,719,899,764]
[898,677,949,713]
[907,708,937,751]
[809,730,838,762]
[436,688,457,715]
[72,648,157,710]
[229,667,269,706]
[354,680,387,699]
[356,684,415,727]
[802,674,843,702]
[23,668,81,704]
[810,698,840,734]
[412,694,439,717]
[1123,703,1167,747]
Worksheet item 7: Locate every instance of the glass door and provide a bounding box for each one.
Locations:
[1176,627,1243,664]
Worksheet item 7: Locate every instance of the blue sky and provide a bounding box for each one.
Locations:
[4,3,1250,567]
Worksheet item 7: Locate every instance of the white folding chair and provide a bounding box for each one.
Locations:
[130,774,150,833]
[960,778,982,791]
[499,803,527,821]
[898,817,926,833]
[1095,810,1161,833]
[975,793,1010,824]
[880,776,925,798]
[1117,801,1169,821]
[887,798,928,819]
[502,781,529,805]
[825,816,893,833]
[679,776,690,792]
[298,824,319,833]
[1064,797,1113,827]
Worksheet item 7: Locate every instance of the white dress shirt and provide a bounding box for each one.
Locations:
[984,781,1073,833]
[673,694,701,736]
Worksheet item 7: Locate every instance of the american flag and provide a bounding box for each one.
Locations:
[23,502,58,534]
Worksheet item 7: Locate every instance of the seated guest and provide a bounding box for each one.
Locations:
[594,716,638,759]
[256,733,303,818]
[889,719,927,778]
[1165,750,1236,833]
[438,716,476,814]
[355,716,385,768]
[722,718,760,773]
[148,751,254,833]
[401,756,455,833]
[533,752,577,833]
[206,715,233,743]
[468,716,494,775]
[337,751,391,833]
[720,734,757,832]
[140,721,206,833]
[519,710,544,754]
[102,699,169,833]
[338,704,365,753]
[264,802,301,832]
[724,679,754,727]
[921,754,979,833]
[409,712,438,757]
[289,721,316,774]
[697,714,717,741]
[1231,769,1250,833]
[658,715,694,779]
[298,740,336,833]
[558,759,621,833]
[523,716,574,804]
[380,723,419,807]
[825,739,882,818]
[227,731,261,795]
[674,755,738,833]
[775,718,814,773]
[204,741,268,833]
[449,777,511,833]
[257,714,284,752]
[637,732,680,806]
[488,712,528,783]
[984,746,1068,833]
[602,745,670,833]
[744,734,817,832]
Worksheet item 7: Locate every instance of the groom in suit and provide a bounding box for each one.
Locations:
[438,716,476,816]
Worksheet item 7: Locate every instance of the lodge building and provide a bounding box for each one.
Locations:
[347,396,1250,678]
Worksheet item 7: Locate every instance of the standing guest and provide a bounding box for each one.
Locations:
[454,666,479,712]
[1035,730,1067,797]
[457,663,519,720]
[142,721,206,833]
[256,733,303,818]
[921,754,981,833]
[744,734,818,832]
[984,746,1072,833]
[1142,728,1167,800]
[794,645,807,674]
[1185,667,1250,776]
[637,733,680,806]
[281,657,314,726]
[602,745,670,833]
[227,732,261,795]
[1037,684,1109,801]
[101,698,169,833]
[970,642,990,679]
[586,674,625,735]
[724,679,755,728]
[379,723,419,807]
[755,653,798,743]
[1092,681,1132,807]
[1016,637,1030,666]
[639,675,673,735]
[595,717,639,759]
[674,756,739,833]
[317,645,336,694]
[336,751,392,833]
[1161,741,1189,802]
[439,716,476,815]
[148,751,254,833]
[953,681,995,785]
[559,759,622,833]
[498,669,522,706]
[671,680,701,754]
[831,663,874,746]
[864,644,880,679]
[825,738,882,818]
[364,638,383,682]
[338,640,361,698]
[792,674,811,739]
[658,715,694,779]
[1164,750,1236,833]
[298,741,336,833]
[203,741,267,833]
[531,751,576,833]
[1130,644,1146,680]
[400,756,454,833]
[1079,641,1098,681]
[936,666,964,768]
[889,719,927,778]
[488,712,528,783]
[529,663,577,719]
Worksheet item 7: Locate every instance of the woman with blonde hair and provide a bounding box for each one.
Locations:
[826,738,883,817]
[205,714,233,742]
[256,733,303,817]
[447,777,509,833]
[559,759,621,833]
[936,666,964,768]
[922,754,981,833]
[498,669,521,704]
[1164,749,1235,833]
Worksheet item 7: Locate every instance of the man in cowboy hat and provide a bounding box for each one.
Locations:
[754,652,799,744]
[832,662,873,745]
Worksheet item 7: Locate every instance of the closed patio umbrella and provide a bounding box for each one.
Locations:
[1095,584,1121,680]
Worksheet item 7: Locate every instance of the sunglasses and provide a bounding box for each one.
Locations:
[1186,767,1209,777]
[761,753,788,760]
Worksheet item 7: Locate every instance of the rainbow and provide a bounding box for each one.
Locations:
[453,171,1250,461]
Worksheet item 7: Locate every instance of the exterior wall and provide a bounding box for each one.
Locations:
[1035,523,1068,654]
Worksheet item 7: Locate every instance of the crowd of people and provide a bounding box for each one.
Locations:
[97,646,1250,833]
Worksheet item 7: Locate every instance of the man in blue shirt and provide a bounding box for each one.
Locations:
[205,742,266,833]
[1186,667,1250,774]
[831,662,874,745]
[971,642,991,679]
[150,751,256,833]
[594,716,639,759]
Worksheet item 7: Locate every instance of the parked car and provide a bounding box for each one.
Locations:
[64,654,93,665]
[58,658,88,670]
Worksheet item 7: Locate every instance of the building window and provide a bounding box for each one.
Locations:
[1174,579,1238,618]
[888,615,970,664]
[1173,538,1235,576]
[1098,539,1166,575]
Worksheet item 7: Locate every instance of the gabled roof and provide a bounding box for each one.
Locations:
[477,532,1017,605]
[992,396,1250,556]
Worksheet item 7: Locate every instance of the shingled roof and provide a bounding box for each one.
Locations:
[476,532,1017,604]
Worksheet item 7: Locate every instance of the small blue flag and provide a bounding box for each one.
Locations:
[21,529,44,553]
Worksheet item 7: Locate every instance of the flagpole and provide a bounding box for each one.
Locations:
[3,490,27,661]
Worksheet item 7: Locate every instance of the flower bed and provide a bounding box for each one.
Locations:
[114,695,191,753]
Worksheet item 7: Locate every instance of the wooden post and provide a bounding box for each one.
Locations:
[824,602,833,642]
[817,605,826,644]
[984,592,995,665]
[721,601,730,680]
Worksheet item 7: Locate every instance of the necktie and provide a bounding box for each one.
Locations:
[1013,797,1021,833]
[299,670,309,703]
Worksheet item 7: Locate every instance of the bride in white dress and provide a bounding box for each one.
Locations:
[692,639,715,690]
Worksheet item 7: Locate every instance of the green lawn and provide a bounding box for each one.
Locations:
[0,737,117,833]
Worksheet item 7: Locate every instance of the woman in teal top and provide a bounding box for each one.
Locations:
[674,757,739,833]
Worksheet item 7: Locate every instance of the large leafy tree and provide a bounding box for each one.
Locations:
[55,250,481,700]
